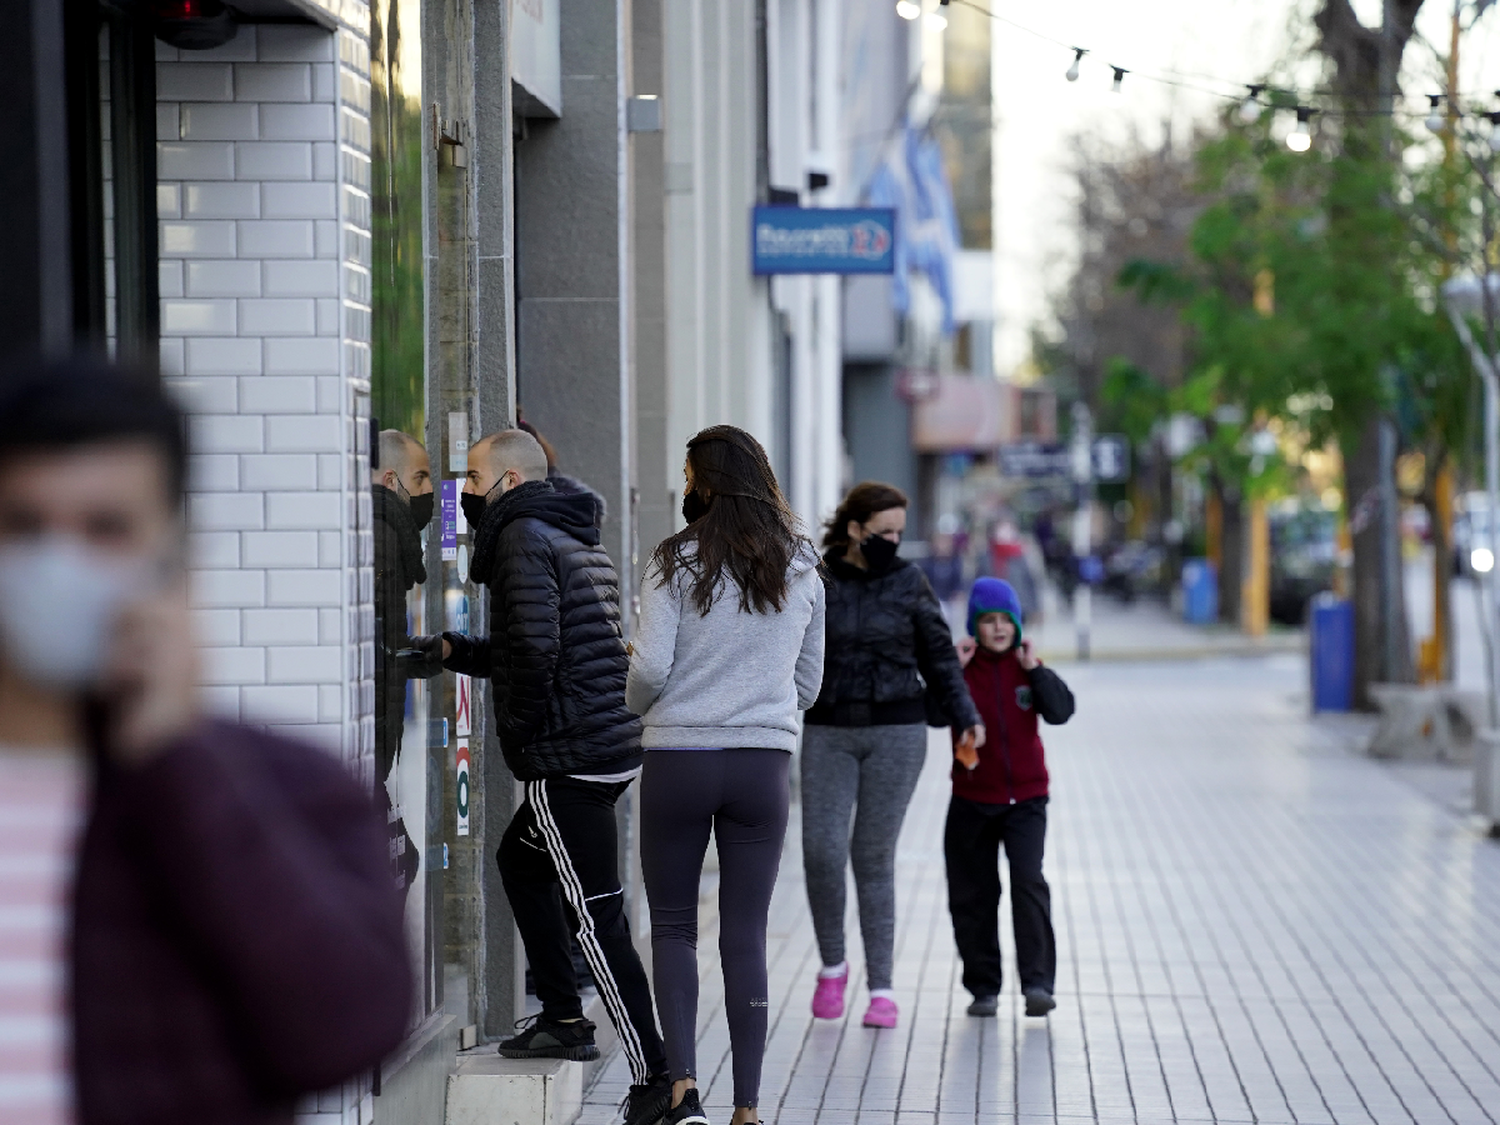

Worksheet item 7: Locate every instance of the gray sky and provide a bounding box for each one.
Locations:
[989,0,1500,377]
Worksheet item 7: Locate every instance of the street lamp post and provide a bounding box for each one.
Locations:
[1441,276,1500,727]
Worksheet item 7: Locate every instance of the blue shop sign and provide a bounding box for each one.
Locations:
[751,206,896,275]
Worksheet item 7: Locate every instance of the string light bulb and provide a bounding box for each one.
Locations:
[1111,66,1128,93]
[1066,48,1086,83]
[1489,110,1500,153]
[1425,94,1446,134]
[1238,84,1265,125]
[895,0,920,19]
[927,9,948,29]
[1287,107,1313,152]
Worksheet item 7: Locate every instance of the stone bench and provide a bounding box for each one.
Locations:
[1367,684,1487,763]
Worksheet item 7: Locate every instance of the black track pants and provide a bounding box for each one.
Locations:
[640,749,790,1109]
[943,794,1056,998]
[498,776,668,1083]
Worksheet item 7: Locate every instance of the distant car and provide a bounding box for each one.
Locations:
[1269,507,1338,625]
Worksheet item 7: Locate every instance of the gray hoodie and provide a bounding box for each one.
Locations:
[626,548,825,751]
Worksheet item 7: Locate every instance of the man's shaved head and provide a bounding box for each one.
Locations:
[465,429,548,499]
[373,430,432,495]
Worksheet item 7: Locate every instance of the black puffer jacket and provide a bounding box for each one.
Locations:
[442,480,642,781]
[807,550,981,730]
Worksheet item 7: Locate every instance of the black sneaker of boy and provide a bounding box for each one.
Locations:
[1024,988,1057,1017]
[966,995,999,1017]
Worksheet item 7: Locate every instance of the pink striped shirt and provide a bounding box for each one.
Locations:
[0,748,85,1125]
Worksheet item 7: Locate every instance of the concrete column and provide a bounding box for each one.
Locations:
[514,0,634,602]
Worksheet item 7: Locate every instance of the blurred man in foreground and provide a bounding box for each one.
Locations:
[0,355,411,1125]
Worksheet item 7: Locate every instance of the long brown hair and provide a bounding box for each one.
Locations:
[822,481,909,549]
[651,425,812,615]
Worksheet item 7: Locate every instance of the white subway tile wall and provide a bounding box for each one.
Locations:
[159,20,375,817]
[161,19,381,1124]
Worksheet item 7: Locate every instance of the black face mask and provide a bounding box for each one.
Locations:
[461,488,491,530]
[860,533,900,574]
[682,489,710,525]
[407,491,434,531]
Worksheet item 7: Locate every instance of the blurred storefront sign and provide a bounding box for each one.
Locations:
[911,373,1005,451]
[751,206,896,275]
[511,0,561,117]
[998,436,1131,481]
[910,374,1060,453]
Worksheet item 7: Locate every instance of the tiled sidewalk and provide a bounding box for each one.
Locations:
[580,655,1500,1124]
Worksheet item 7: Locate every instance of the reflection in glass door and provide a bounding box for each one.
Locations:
[368,0,440,1025]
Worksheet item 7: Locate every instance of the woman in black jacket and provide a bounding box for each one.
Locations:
[803,482,983,1030]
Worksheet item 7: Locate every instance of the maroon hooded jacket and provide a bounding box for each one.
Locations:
[952,646,1074,805]
[71,720,413,1125]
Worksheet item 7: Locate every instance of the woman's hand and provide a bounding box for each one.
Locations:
[955,636,977,668]
[965,724,985,749]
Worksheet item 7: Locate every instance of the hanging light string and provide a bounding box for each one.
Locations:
[949,0,1500,124]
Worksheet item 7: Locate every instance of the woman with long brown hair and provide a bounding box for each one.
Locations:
[802,482,982,1030]
[627,425,825,1125]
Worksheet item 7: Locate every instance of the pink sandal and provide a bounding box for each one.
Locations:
[811,967,848,1019]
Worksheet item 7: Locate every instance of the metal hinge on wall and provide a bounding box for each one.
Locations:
[431,103,469,167]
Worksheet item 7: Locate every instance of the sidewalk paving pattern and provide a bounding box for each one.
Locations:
[580,656,1500,1124]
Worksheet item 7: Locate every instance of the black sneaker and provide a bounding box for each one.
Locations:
[497,1013,600,1061]
[623,1073,672,1125]
[1024,988,1056,1017]
[664,1087,711,1125]
[966,995,998,1017]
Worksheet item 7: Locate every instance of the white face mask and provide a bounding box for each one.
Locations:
[0,538,151,690]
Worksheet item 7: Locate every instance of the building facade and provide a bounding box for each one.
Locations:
[2,0,933,1121]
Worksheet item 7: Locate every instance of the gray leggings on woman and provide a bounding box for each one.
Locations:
[800,722,928,991]
[640,748,790,1109]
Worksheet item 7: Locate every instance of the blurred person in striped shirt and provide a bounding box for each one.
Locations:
[0,354,411,1125]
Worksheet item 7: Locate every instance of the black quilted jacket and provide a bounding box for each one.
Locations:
[442,481,642,780]
[807,550,981,731]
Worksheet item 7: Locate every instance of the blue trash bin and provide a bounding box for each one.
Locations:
[1182,559,1218,624]
[1309,593,1354,712]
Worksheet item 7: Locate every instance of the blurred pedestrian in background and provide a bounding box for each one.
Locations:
[802,483,982,1030]
[439,429,671,1125]
[949,578,1074,1020]
[0,355,411,1125]
[628,426,824,1125]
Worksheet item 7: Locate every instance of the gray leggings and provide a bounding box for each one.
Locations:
[640,748,790,1109]
[800,723,928,991]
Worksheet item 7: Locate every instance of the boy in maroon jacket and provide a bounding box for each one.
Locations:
[949,577,1074,1018]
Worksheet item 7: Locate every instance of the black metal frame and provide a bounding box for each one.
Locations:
[66,1,159,359]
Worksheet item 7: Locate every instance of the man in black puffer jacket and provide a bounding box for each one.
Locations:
[439,430,670,1124]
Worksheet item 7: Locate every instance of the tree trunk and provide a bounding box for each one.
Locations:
[1422,450,1454,680]
[1215,478,1244,627]
[1343,415,1413,708]
[1314,0,1426,707]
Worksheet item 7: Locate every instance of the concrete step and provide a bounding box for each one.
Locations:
[446,1055,583,1125]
